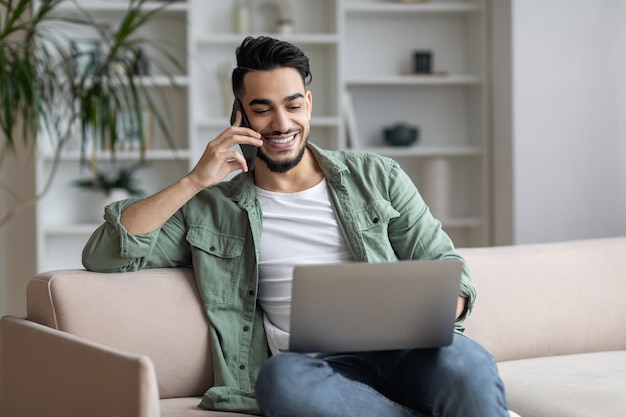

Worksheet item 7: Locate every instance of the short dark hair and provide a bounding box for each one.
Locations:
[232,36,312,98]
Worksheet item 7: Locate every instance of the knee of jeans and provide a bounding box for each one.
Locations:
[459,335,498,371]
[443,335,501,388]
[256,353,292,390]
[256,353,327,411]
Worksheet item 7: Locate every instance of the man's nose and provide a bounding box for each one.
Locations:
[270,109,291,133]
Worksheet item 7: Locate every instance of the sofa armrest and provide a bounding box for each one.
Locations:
[1,316,160,417]
[26,268,212,398]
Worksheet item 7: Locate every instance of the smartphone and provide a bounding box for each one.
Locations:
[230,98,258,170]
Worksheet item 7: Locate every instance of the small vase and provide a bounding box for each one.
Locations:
[91,189,132,222]
[421,157,452,219]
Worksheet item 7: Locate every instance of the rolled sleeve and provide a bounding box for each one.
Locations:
[102,200,161,260]
[82,199,190,272]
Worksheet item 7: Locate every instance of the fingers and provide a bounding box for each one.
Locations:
[232,124,261,142]
[188,122,263,187]
[223,149,249,172]
[187,147,245,189]
[205,139,248,169]
[232,110,242,127]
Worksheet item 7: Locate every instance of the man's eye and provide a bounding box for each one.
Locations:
[289,105,302,111]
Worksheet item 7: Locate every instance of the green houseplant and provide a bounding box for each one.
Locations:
[72,163,144,199]
[0,0,183,229]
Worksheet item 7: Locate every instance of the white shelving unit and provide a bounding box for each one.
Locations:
[35,0,191,271]
[340,0,490,246]
[35,0,491,272]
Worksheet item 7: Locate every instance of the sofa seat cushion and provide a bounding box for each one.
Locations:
[159,397,523,417]
[160,397,251,417]
[498,350,626,417]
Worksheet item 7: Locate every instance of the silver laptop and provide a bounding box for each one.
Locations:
[288,260,463,353]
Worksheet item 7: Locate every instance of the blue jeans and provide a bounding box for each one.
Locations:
[255,334,509,417]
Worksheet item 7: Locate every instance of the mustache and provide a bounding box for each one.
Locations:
[260,128,301,137]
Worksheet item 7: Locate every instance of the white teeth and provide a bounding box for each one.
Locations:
[268,134,296,144]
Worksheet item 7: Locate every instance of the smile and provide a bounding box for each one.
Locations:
[264,133,298,145]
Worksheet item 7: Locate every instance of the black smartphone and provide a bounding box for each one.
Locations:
[230,98,257,170]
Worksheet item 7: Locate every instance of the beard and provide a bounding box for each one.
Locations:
[256,134,308,173]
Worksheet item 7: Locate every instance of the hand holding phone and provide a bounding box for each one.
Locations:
[230,98,258,170]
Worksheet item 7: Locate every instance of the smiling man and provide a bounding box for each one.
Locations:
[247,88,310,173]
[82,36,509,417]
[239,67,316,182]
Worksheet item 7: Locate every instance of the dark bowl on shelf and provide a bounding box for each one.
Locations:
[384,123,419,147]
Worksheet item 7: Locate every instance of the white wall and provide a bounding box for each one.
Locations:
[0,144,37,317]
[490,0,513,245]
[0,3,37,317]
[492,0,626,244]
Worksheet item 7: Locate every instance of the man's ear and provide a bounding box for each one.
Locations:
[306,90,313,119]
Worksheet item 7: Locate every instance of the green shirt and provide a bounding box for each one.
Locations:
[82,143,477,415]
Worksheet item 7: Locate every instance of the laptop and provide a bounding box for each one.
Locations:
[288,259,463,353]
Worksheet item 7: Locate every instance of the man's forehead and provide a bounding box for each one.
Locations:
[242,68,307,103]
[243,67,304,88]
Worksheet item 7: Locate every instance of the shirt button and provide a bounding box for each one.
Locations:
[243,325,250,332]
[239,364,246,370]
[248,290,255,296]
[372,217,379,224]
[209,245,216,251]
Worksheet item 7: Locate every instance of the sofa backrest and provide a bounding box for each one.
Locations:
[27,268,212,399]
[461,237,626,362]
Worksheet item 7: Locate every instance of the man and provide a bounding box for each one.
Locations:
[82,36,509,416]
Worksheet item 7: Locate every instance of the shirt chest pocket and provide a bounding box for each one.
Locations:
[352,200,400,262]
[186,225,245,307]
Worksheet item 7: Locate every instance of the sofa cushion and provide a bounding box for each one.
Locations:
[158,397,523,417]
[460,237,626,361]
[160,397,250,417]
[26,268,213,399]
[499,351,626,417]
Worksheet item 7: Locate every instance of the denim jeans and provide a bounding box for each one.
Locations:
[255,334,509,417]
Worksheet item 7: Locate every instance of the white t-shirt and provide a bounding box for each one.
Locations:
[256,179,353,354]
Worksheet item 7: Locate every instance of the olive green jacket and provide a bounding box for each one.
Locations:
[82,143,476,414]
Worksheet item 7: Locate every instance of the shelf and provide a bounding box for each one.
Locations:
[356,146,484,158]
[197,116,341,130]
[347,75,483,87]
[51,1,189,14]
[344,3,483,15]
[140,75,189,87]
[44,224,102,236]
[195,33,339,46]
[75,75,188,87]
[39,148,191,162]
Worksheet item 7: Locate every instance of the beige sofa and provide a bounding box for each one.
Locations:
[1,237,625,417]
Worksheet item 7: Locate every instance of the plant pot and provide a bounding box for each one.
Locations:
[91,189,132,222]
